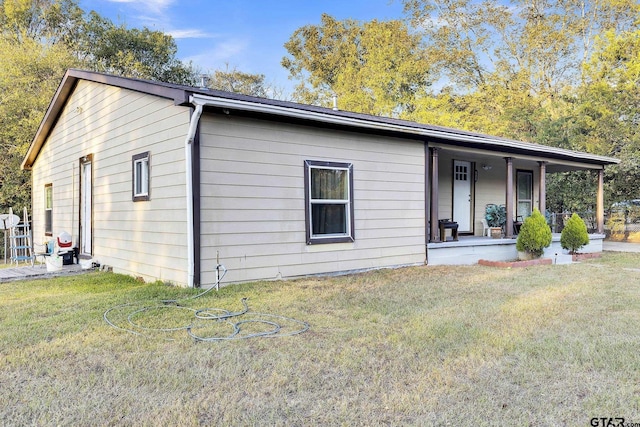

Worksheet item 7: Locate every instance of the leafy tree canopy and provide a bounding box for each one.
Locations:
[282,14,433,117]
[283,1,640,210]
[204,64,286,99]
[0,0,200,213]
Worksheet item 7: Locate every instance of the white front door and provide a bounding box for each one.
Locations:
[453,160,472,232]
[80,159,92,255]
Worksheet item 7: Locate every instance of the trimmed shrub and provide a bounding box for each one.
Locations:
[516,208,552,258]
[561,213,589,254]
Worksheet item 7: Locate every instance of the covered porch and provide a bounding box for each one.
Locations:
[426,143,612,241]
[422,135,617,265]
[426,233,605,266]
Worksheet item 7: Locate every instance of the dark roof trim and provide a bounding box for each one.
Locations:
[22,69,619,170]
[189,93,618,168]
[22,69,193,169]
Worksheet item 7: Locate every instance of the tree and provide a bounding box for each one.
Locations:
[0,36,77,210]
[402,0,639,141]
[0,0,84,44]
[0,0,200,215]
[402,0,639,95]
[205,64,286,98]
[282,14,433,117]
[548,27,640,207]
[75,11,197,85]
[545,171,597,215]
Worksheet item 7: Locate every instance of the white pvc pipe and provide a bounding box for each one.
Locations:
[185,102,203,287]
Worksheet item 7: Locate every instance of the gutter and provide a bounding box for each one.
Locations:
[189,94,618,166]
[185,102,203,288]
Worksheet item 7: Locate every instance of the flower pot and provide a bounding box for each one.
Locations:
[490,227,502,239]
[45,255,62,272]
[517,251,540,261]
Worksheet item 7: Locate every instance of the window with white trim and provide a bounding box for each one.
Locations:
[44,183,53,236]
[304,160,354,244]
[132,152,150,201]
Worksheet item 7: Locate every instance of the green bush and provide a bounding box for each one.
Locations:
[516,208,552,258]
[560,213,589,254]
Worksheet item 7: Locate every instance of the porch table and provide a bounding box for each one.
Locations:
[438,219,459,242]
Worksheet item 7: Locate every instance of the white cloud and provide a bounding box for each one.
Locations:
[106,0,174,15]
[184,38,251,71]
[167,29,212,39]
[104,0,206,38]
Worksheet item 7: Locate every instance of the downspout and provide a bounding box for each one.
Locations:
[185,101,204,288]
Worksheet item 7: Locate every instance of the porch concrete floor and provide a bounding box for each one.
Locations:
[426,233,605,266]
[427,234,519,249]
[429,235,640,251]
[0,262,90,283]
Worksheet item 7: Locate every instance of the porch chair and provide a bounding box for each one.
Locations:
[57,231,78,265]
[480,218,490,237]
[513,215,524,234]
[34,240,54,267]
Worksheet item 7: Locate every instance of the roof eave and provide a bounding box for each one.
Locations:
[21,69,191,170]
[22,69,619,170]
[189,93,620,168]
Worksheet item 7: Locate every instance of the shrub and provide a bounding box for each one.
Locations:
[516,208,552,258]
[560,213,590,254]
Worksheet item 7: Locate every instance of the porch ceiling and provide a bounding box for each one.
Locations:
[434,145,606,173]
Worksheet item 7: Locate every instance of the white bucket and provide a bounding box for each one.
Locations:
[45,255,63,272]
[79,258,93,270]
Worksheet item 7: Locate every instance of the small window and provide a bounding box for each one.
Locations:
[44,184,53,236]
[304,160,354,244]
[132,152,150,201]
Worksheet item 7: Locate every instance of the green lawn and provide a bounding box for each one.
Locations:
[2,253,640,425]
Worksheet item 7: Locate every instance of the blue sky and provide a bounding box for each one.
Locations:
[79,0,406,93]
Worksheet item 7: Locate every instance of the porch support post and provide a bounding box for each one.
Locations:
[597,168,604,234]
[430,147,439,242]
[424,142,429,245]
[538,161,547,215]
[505,157,514,239]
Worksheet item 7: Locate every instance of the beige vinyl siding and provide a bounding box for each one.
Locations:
[199,114,426,284]
[31,80,190,285]
[474,165,505,235]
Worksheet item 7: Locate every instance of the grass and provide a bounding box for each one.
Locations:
[2,253,640,425]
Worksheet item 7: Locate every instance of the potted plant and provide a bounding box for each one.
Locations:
[561,213,590,256]
[516,208,552,260]
[485,204,506,238]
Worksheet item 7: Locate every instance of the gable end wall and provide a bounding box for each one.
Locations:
[31,80,191,285]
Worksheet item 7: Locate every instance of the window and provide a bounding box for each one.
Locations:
[132,152,150,201]
[517,170,533,219]
[44,184,53,236]
[304,160,354,244]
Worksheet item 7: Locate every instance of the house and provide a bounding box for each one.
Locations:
[22,69,619,287]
